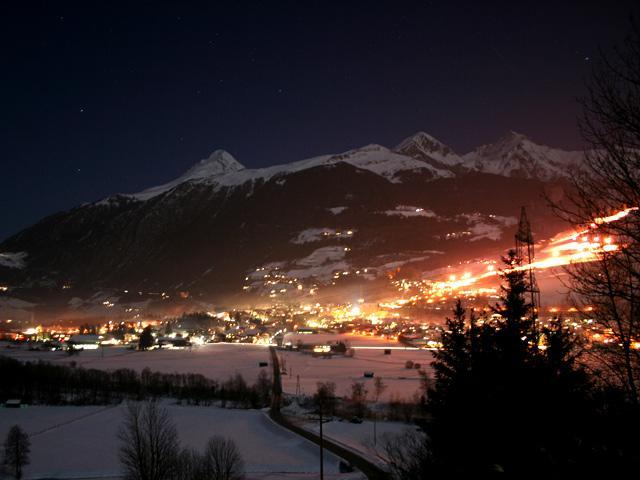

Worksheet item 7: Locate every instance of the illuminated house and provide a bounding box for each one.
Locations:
[67,334,117,350]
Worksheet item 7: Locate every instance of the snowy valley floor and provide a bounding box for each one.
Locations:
[1,336,428,478]
[0,342,273,384]
[0,404,367,480]
[278,333,435,401]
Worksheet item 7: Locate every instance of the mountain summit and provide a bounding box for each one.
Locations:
[127,132,580,202]
[182,150,245,179]
[134,150,244,200]
[462,131,583,181]
[395,131,463,168]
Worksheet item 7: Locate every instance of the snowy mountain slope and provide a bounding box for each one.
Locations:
[0,252,27,269]
[460,131,584,181]
[118,131,581,204]
[395,131,464,168]
[0,130,579,305]
[133,149,244,201]
[127,143,454,202]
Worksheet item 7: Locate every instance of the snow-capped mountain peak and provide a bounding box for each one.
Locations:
[119,131,581,203]
[181,150,245,181]
[488,130,531,150]
[325,143,454,181]
[394,131,463,167]
[462,131,583,181]
[131,150,244,201]
[125,143,455,201]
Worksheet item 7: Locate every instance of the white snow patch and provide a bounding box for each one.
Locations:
[461,213,518,241]
[380,206,436,218]
[292,228,331,244]
[246,261,287,280]
[68,297,84,307]
[296,246,346,266]
[291,228,355,244]
[379,256,432,270]
[284,246,350,279]
[285,262,350,280]
[328,206,348,215]
[0,251,27,269]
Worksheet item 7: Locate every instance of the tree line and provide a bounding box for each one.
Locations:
[0,357,271,409]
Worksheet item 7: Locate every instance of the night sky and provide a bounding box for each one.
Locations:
[1,0,637,240]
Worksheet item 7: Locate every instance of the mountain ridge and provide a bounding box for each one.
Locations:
[112,131,583,203]
[0,130,576,313]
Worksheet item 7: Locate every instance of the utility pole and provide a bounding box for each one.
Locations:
[319,401,324,480]
[373,411,377,446]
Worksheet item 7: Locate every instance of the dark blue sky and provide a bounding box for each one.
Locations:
[1,0,637,240]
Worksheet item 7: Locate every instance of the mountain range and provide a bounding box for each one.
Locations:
[0,131,579,319]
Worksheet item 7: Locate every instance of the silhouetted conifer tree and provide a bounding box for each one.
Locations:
[420,251,599,475]
[3,425,30,480]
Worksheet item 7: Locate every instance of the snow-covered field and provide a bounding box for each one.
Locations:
[278,334,434,401]
[0,404,363,479]
[1,335,427,477]
[2,336,433,401]
[1,343,272,384]
[2,334,433,401]
[306,419,416,466]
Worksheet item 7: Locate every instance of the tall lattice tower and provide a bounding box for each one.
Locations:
[515,206,541,316]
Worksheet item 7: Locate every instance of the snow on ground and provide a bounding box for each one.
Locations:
[278,334,433,402]
[306,419,417,467]
[245,262,287,280]
[0,251,27,269]
[327,206,348,215]
[291,228,355,244]
[285,246,350,280]
[292,228,332,244]
[296,246,347,266]
[379,205,436,218]
[1,343,271,384]
[461,213,517,242]
[377,250,443,270]
[0,404,362,479]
